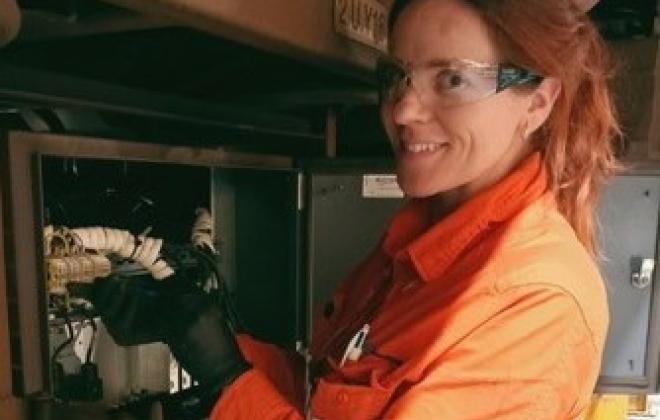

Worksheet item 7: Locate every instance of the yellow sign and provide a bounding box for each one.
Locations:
[334,0,388,52]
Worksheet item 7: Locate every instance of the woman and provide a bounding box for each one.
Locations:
[94,0,619,418]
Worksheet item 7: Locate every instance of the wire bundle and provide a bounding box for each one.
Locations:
[44,226,112,294]
[70,227,174,280]
[191,207,216,253]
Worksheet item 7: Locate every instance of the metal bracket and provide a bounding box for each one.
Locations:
[631,256,655,289]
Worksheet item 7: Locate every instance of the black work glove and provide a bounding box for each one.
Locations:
[86,253,251,416]
[89,274,166,346]
[161,287,251,415]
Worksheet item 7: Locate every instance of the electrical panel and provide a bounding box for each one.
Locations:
[596,173,660,394]
[2,131,301,418]
[6,130,660,420]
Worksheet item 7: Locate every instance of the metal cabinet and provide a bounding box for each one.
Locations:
[305,170,403,343]
[213,167,303,347]
[597,174,660,393]
[2,131,400,408]
[213,166,405,349]
[302,170,660,394]
[1,131,298,403]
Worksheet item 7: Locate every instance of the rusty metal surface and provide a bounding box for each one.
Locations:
[101,0,382,78]
[0,133,20,412]
[7,131,294,168]
[0,397,28,420]
[333,0,388,52]
[95,0,603,77]
[17,10,172,42]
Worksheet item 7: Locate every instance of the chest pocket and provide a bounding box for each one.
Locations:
[311,378,394,420]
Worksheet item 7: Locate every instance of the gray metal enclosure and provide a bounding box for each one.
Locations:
[212,167,304,347]
[305,170,403,344]
[212,164,404,349]
[597,173,660,393]
[302,170,660,395]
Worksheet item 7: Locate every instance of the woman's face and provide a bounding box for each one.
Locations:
[381,0,535,199]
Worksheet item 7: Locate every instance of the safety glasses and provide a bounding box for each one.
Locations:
[376,56,543,108]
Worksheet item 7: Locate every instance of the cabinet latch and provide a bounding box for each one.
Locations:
[631,256,655,289]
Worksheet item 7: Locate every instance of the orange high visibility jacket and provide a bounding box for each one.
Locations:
[211,153,609,419]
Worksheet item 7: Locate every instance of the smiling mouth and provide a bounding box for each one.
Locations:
[400,142,448,154]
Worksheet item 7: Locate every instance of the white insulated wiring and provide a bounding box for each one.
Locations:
[191,208,216,253]
[71,227,174,280]
[191,208,220,292]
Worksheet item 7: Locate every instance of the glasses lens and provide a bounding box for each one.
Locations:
[376,58,540,107]
[424,62,498,106]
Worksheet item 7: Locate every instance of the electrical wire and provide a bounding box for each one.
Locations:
[85,316,97,365]
[70,226,174,279]
[189,247,245,334]
[50,312,74,366]
[191,208,216,253]
[50,311,75,400]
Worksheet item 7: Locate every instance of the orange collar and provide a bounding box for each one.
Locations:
[382,152,548,283]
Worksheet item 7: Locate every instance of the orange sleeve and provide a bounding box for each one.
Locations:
[209,369,303,420]
[209,335,304,420]
[383,286,603,419]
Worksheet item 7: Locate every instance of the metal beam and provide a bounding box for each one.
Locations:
[0,62,323,141]
[17,10,174,42]
[236,89,378,110]
[101,0,383,81]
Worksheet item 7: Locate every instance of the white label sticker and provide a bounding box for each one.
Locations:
[362,174,404,198]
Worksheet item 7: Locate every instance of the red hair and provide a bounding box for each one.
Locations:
[389,0,621,254]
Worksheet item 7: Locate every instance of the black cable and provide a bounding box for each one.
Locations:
[189,247,245,334]
[50,311,75,401]
[85,316,97,364]
[192,247,240,326]
[51,312,75,370]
